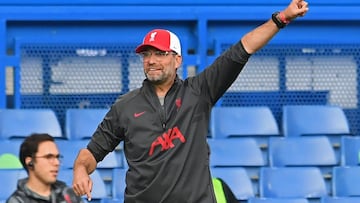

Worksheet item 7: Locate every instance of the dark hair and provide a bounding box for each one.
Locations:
[19,133,55,172]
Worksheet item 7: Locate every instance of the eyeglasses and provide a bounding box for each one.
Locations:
[138,50,177,61]
[34,154,63,162]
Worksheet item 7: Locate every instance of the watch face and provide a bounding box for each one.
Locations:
[272,12,286,29]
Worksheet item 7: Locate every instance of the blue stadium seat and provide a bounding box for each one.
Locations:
[208,138,265,181]
[111,168,126,202]
[211,167,254,200]
[208,138,265,167]
[57,140,123,169]
[0,169,27,201]
[210,106,279,139]
[321,197,360,203]
[269,136,337,167]
[57,167,74,186]
[248,197,310,203]
[340,136,360,166]
[282,105,350,137]
[89,169,112,202]
[259,167,327,199]
[0,140,26,169]
[0,109,63,139]
[57,140,90,169]
[332,166,360,197]
[282,105,350,165]
[0,140,22,156]
[268,136,337,185]
[208,138,265,196]
[65,108,109,140]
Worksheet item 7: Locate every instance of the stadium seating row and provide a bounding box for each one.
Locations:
[0,105,358,202]
[0,108,109,140]
[2,135,358,170]
[211,166,360,202]
[210,104,350,138]
[0,104,352,140]
[1,165,359,203]
[0,168,123,203]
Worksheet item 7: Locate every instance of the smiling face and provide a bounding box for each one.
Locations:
[27,141,61,185]
[141,47,182,85]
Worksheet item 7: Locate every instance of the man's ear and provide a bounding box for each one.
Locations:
[175,55,182,69]
[25,157,34,169]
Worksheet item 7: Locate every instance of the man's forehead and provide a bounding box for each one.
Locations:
[37,141,58,153]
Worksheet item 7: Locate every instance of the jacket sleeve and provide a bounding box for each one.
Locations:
[87,103,125,163]
[190,40,251,105]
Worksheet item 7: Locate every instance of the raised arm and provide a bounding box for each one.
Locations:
[241,0,309,54]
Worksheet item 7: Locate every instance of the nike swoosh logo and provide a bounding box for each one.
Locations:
[134,111,146,118]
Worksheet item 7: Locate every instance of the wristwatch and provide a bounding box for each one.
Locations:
[271,11,287,29]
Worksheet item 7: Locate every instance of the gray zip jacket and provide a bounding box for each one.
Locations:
[6,178,83,203]
[87,40,250,203]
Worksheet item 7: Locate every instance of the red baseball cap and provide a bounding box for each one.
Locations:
[135,29,181,56]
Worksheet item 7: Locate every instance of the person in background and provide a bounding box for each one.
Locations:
[72,0,309,202]
[212,177,238,203]
[6,133,83,203]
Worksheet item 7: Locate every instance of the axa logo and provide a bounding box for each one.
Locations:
[149,126,186,156]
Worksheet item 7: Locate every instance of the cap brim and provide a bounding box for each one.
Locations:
[135,43,172,53]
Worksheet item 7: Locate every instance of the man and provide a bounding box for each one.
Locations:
[7,133,83,203]
[72,0,309,202]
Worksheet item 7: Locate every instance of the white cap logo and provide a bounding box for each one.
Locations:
[149,32,157,42]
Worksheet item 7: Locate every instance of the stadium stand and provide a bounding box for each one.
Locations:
[340,136,360,166]
[1,1,360,203]
[282,105,350,135]
[208,138,265,168]
[332,166,360,197]
[0,169,27,202]
[282,105,351,166]
[259,167,327,200]
[209,106,279,169]
[320,197,360,203]
[208,137,265,196]
[111,168,127,203]
[282,105,350,143]
[0,109,63,140]
[269,136,337,167]
[269,136,338,195]
[248,197,310,203]
[65,108,109,140]
[210,106,279,139]
[0,140,22,155]
[211,167,254,201]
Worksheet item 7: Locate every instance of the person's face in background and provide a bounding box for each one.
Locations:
[27,141,61,185]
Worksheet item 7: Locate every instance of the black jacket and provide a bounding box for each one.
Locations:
[87,41,250,203]
[6,178,83,203]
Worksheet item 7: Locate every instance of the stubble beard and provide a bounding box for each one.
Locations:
[145,71,168,85]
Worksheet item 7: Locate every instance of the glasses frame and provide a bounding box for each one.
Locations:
[138,50,177,61]
[33,153,63,162]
